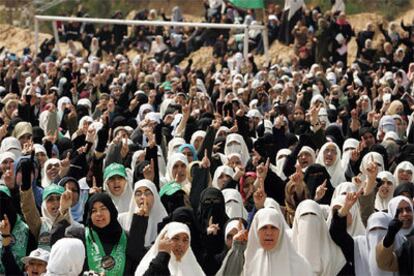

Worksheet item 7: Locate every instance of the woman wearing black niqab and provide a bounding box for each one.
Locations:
[303,164,335,204]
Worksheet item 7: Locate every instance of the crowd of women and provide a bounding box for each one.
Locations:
[2,0,414,275]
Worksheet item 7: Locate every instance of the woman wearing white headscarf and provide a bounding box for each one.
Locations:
[103,163,133,213]
[242,208,312,276]
[45,238,85,276]
[292,200,346,276]
[388,196,414,236]
[190,130,206,151]
[342,138,359,168]
[393,161,414,186]
[375,171,396,212]
[316,142,346,187]
[223,133,250,167]
[328,194,366,237]
[272,148,291,181]
[136,103,154,124]
[162,153,191,194]
[360,152,385,181]
[354,211,402,276]
[41,158,61,188]
[135,222,205,276]
[221,188,248,219]
[118,179,168,247]
[212,165,234,190]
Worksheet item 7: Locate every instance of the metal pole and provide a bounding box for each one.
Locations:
[52,21,60,52]
[243,26,249,60]
[34,18,39,56]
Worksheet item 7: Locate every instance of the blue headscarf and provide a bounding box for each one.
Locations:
[178,144,198,161]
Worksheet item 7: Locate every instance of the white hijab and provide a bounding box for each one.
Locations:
[103,172,133,213]
[118,179,167,247]
[393,161,414,186]
[168,137,186,158]
[224,133,250,166]
[45,238,85,276]
[222,188,248,220]
[332,182,357,201]
[212,165,234,190]
[327,194,366,237]
[315,142,346,188]
[163,153,190,193]
[243,208,312,276]
[284,0,305,20]
[274,148,291,181]
[354,211,401,276]
[41,158,61,188]
[359,152,385,181]
[375,171,396,211]
[341,138,359,168]
[135,222,205,276]
[292,200,346,276]
[388,196,414,236]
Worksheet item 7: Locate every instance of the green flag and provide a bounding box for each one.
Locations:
[229,0,264,9]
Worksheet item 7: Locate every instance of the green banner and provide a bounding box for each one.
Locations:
[229,0,265,9]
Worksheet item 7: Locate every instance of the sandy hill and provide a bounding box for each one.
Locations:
[2,4,414,69]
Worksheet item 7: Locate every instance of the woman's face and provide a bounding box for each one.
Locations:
[228,156,242,169]
[193,136,204,150]
[134,186,154,211]
[107,175,127,196]
[225,227,238,249]
[65,181,80,206]
[217,173,231,189]
[91,201,111,228]
[172,161,187,183]
[181,148,194,163]
[397,200,413,229]
[378,180,393,199]
[258,224,279,251]
[0,158,13,173]
[36,152,47,168]
[19,134,32,148]
[46,162,60,180]
[398,169,413,183]
[5,102,17,117]
[298,152,313,168]
[46,194,61,217]
[293,109,305,121]
[323,145,337,167]
[243,176,255,196]
[171,232,190,261]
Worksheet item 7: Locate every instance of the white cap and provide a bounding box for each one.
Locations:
[21,248,50,264]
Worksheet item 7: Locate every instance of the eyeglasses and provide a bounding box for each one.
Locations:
[135,190,153,197]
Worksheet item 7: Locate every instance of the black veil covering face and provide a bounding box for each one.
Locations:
[160,190,187,214]
[197,187,228,232]
[303,164,334,204]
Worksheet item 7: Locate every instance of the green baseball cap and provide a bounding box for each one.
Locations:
[104,163,127,182]
[159,182,183,198]
[160,81,172,91]
[0,185,11,197]
[42,184,65,201]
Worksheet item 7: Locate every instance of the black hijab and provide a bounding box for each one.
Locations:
[303,164,334,204]
[86,193,122,244]
[393,182,414,198]
[0,187,17,230]
[197,187,228,232]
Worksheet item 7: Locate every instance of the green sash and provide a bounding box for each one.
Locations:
[85,227,127,276]
[0,215,29,273]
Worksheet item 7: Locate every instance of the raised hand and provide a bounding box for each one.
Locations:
[0,214,11,235]
[143,159,155,182]
[60,190,73,212]
[253,180,267,209]
[61,152,71,169]
[207,216,220,235]
[314,179,328,201]
[137,196,149,217]
[200,149,210,168]
[256,158,270,179]
[233,219,248,242]
[158,232,173,254]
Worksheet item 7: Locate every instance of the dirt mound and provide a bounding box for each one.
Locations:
[0,24,51,55]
